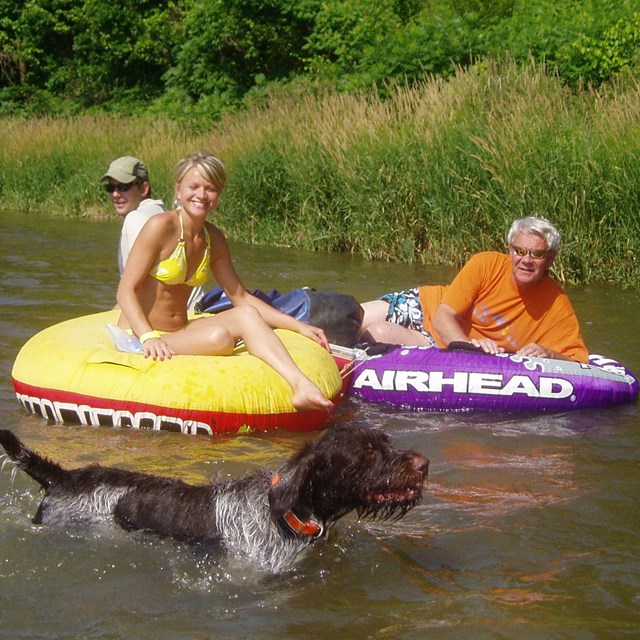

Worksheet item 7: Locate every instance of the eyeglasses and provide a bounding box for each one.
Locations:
[510,245,550,260]
[104,181,139,194]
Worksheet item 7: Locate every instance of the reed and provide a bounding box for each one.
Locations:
[1,60,639,286]
[0,115,186,216]
[220,62,640,286]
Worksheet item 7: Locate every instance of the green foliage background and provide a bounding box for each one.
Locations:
[2,0,640,117]
[2,0,640,286]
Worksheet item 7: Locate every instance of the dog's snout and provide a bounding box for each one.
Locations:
[412,454,429,476]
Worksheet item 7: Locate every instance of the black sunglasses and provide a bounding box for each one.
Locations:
[104,181,140,194]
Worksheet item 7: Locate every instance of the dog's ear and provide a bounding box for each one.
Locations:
[268,442,317,519]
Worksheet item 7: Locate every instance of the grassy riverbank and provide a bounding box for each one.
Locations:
[1,61,639,286]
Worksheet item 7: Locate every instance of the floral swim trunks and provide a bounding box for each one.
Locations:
[379,288,437,347]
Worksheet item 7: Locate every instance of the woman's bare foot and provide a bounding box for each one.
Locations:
[291,379,335,413]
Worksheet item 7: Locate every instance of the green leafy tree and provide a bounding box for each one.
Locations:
[300,0,407,77]
[67,0,183,106]
[349,3,479,89]
[298,0,508,90]
[0,0,80,102]
[0,0,183,110]
[556,13,640,86]
[484,0,640,86]
[2,0,640,115]
[167,0,315,110]
[0,0,24,90]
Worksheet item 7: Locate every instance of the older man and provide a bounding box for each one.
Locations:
[101,156,203,309]
[359,216,588,362]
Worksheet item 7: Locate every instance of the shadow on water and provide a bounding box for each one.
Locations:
[0,210,639,639]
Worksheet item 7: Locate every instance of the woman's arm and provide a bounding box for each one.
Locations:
[116,214,169,338]
[209,226,329,347]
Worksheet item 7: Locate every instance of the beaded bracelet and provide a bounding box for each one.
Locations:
[140,330,162,344]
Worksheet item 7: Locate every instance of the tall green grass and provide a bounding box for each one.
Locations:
[1,59,639,286]
[0,116,195,216]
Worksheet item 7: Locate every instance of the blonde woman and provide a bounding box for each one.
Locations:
[117,150,334,412]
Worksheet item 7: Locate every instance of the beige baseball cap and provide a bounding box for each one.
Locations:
[101,156,149,183]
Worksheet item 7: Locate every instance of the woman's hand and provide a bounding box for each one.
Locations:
[296,323,329,350]
[142,337,176,361]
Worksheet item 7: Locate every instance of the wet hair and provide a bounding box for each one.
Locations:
[507,216,561,252]
[174,150,227,191]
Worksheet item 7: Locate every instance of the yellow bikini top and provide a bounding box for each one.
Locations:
[148,211,210,287]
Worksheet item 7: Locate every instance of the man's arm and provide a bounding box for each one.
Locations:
[435,304,578,360]
[515,343,574,360]
[433,303,505,355]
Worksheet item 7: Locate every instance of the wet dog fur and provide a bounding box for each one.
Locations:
[0,425,428,572]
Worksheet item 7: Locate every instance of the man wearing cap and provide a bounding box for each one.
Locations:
[101,156,166,276]
[101,156,203,309]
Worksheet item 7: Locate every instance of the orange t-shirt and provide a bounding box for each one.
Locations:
[418,252,588,362]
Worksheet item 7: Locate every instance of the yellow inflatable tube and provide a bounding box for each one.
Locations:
[12,310,343,435]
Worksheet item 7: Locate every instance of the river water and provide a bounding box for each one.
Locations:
[1,210,639,639]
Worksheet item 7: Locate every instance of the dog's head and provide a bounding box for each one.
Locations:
[268,425,428,533]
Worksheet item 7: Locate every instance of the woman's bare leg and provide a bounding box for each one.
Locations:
[164,307,334,412]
